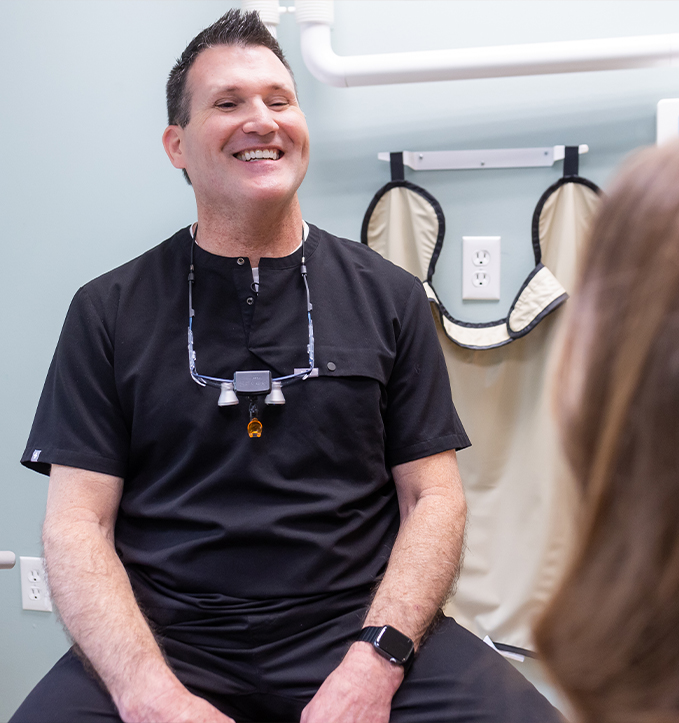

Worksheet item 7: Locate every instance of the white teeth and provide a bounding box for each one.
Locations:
[236,149,280,161]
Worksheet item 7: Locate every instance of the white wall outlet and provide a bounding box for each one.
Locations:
[19,556,53,612]
[462,236,501,300]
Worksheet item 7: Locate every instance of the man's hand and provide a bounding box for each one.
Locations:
[300,643,404,723]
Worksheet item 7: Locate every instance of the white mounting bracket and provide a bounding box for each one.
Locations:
[378,145,589,171]
[657,99,679,145]
[0,551,16,570]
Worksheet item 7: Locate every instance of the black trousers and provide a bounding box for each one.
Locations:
[10,591,562,723]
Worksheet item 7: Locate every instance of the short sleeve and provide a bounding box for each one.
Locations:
[385,278,470,467]
[21,286,130,477]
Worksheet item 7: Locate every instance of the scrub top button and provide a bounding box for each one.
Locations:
[246,296,254,305]
[327,361,336,371]
[237,257,245,265]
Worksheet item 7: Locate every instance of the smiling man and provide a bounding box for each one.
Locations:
[13,10,561,723]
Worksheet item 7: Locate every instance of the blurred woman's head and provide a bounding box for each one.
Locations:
[535,140,679,723]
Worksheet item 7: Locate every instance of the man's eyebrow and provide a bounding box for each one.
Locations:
[210,83,294,94]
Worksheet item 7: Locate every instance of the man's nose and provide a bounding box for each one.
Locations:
[242,100,278,135]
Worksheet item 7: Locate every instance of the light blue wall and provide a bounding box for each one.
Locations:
[1,1,678,719]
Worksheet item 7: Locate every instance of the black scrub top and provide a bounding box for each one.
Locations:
[22,224,469,617]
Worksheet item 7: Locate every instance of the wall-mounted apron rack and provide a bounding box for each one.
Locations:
[377,145,589,171]
[363,146,599,350]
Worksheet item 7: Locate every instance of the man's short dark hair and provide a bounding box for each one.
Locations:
[166,9,295,129]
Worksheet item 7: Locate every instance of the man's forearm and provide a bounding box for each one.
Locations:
[300,450,466,723]
[362,474,465,648]
[43,465,190,722]
[361,449,466,650]
[43,514,183,720]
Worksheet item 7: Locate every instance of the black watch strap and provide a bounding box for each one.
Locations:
[358,625,414,670]
[358,626,383,646]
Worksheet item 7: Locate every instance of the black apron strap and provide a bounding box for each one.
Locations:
[390,152,405,181]
[563,146,579,177]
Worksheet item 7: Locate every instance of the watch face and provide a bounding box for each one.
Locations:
[377,626,414,663]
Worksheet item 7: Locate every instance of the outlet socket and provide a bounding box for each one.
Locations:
[462,236,501,300]
[19,556,53,612]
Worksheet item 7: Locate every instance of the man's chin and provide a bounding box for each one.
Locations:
[236,178,304,206]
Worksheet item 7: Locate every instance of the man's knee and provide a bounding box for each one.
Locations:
[390,616,563,723]
[9,649,122,723]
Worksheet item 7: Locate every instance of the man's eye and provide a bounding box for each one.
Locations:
[217,101,237,109]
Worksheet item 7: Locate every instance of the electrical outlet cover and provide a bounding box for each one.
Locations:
[19,556,53,612]
[462,236,501,300]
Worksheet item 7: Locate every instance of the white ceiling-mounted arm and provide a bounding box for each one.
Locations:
[295,0,679,88]
[241,0,284,37]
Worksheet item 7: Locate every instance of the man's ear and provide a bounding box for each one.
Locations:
[162,125,186,170]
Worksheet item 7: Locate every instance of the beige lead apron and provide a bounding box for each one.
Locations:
[362,163,601,650]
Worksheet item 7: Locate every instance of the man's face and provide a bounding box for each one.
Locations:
[164,44,310,210]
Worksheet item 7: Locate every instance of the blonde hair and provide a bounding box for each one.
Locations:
[535,141,679,723]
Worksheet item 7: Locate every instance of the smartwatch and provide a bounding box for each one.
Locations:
[357,625,414,669]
